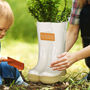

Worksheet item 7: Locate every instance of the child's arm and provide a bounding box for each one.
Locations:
[0,55,7,61]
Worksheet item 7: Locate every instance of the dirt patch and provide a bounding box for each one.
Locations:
[0,81,68,90]
[10,82,68,90]
[0,80,89,90]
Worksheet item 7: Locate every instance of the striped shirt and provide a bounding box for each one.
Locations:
[69,0,90,25]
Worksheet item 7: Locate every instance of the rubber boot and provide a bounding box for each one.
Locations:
[28,22,67,83]
[39,22,67,84]
[28,22,52,82]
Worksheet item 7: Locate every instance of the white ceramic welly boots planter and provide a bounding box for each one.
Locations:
[39,22,67,84]
[28,22,67,83]
[28,22,51,82]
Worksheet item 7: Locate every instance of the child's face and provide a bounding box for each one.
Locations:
[0,18,9,39]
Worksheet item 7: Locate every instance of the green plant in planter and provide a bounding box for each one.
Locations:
[27,0,71,22]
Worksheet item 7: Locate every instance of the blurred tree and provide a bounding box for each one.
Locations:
[6,0,37,43]
[4,0,72,43]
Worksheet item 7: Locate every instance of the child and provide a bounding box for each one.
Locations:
[0,0,28,86]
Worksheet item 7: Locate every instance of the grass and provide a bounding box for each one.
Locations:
[1,0,89,89]
[1,39,38,78]
[0,35,90,89]
[4,0,84,76]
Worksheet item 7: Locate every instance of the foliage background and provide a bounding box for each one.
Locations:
[0,0,89,89]
[5,0,72,42]
[2,0,88,78]
[5,0,37,43]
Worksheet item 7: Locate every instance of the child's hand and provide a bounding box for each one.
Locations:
[0,55,7,62]
[50,52,77,71]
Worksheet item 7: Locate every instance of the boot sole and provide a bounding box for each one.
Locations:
[28,74,40,82]
[40,71,66,84]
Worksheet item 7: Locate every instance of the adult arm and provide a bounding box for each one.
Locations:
[50,45,90,71]
[65,24,79,51]
[50,0,83,71]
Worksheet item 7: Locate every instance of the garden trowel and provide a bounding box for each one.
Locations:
[0,57,24,70]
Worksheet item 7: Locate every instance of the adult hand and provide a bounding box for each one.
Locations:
[50,52,77,71]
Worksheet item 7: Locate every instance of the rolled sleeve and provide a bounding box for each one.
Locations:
[69,0,82,25]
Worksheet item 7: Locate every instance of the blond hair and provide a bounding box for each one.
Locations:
[0,0,14,28]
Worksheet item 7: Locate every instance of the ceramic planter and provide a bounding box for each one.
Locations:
[28,21,67,84]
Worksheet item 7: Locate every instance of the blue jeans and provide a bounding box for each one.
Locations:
[0,62,20,85]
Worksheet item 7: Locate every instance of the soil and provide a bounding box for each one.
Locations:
[0,81,68,90]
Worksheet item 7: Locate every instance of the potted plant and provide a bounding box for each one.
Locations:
[27,0,71,84]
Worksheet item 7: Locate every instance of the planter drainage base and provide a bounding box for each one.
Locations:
[40,71,66,84]
[28,74,39,82]
[28,70,66,84]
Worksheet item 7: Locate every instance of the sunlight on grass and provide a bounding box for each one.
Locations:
[1,40,38,78]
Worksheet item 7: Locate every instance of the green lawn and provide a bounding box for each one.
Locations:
[1,31,89,77]
[1,38,90,89]
[1,0,89,89]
